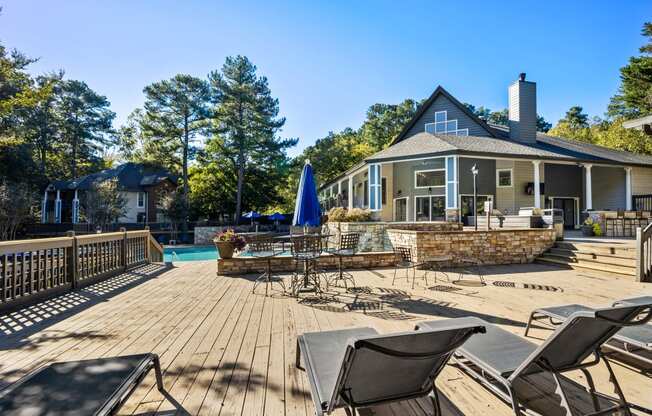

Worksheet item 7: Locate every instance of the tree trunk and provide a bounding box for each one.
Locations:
[71,136,77,179]
[235,153,245,224]
[181,116,189,233]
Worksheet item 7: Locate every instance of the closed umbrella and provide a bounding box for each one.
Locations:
[293,160,322,232]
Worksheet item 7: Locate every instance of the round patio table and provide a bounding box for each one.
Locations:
[423,255,453,283]
[275,234,331,294]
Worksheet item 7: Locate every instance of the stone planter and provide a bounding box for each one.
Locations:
[581,225,594,237]
[214,241,234,259]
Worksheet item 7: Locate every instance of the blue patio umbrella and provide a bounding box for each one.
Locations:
[243,210,262,225]
[293,160,322,229]
[268,212,286,221]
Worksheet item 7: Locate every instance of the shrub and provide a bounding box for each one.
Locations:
[346,208,372,222]
[592,223,603,236]
[327,207,347,222]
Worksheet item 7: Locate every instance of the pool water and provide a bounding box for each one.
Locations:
[164,246,219,262]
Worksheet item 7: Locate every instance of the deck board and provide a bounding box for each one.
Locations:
[0,261,651,415]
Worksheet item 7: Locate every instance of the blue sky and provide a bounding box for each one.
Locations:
[2,1,649,156]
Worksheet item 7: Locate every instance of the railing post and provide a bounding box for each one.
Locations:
[636,226,643,282]
[145,226,151,262]
[66,231,78,289]
[121,227,128,271]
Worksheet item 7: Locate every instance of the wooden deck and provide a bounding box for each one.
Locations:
[0,261,651,415]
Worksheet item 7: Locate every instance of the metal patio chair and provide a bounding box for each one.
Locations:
[392,246,427,289]
[328,232,360,290]
[420,303,652,416]
[250,237,285,296]
[296,317,485,416]
[290,234,326,296]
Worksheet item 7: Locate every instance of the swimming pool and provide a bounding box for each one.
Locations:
[164,246,219,262]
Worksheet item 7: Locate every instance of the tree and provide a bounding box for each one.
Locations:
[157,188,186,241]
[0,180,37,241]
[559,106,589,129]
[360,100,419,151]
[464,104,551,132]
[209,55,296,222]
[609,22,652,118]
[141,75,211,225]
[56,80,115,178]
[81,178,127,226]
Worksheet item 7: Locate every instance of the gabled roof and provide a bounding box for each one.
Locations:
[390,86,499,145]
[50,163,177,192]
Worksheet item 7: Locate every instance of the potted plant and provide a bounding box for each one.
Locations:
[213,229,246,259]
[581,218,595,237]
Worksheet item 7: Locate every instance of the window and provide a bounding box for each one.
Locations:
[415,196,446,221]
[446,156,458,209]
[415,169,445,188]
[137,192,145,208]
[497,169,513,187]
[381,177,387,204]
[368,164,382,211]
[424,111,469,136]
[394,197,408,221]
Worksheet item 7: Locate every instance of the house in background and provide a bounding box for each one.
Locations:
[319,74,652,228]
[42,163,177,224]
[624,115,652,135]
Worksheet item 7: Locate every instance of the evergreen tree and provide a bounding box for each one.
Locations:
[56,80,115,178]
[609,22,652,118]
[209,56,296,222]
[140,74,211,225]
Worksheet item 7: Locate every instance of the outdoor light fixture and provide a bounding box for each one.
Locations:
[471,164,479,231]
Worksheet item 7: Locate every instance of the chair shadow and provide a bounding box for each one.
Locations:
[360,389,466,415]
[0,263,174,351]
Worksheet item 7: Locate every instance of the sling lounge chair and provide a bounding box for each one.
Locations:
[0,353,164,416]
[524,296,652,367]
[296,317,485,416]
[419,303,652,416]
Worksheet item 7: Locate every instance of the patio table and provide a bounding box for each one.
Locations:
[279,234,331,295]
[423,255,453,283]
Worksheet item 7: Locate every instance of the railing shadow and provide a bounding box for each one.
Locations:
[0,263,174,351]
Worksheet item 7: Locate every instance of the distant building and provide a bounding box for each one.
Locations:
[623,115,652,135]
[42,163,177,224]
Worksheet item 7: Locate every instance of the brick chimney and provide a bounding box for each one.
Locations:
[508,73,537,143]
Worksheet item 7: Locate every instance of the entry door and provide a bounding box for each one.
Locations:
[553,198,575,229]
[394,198,407,222]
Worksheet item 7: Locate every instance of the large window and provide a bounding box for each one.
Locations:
[368,164,382,211]
[415,195,445,221]
[137,192,146,208]
[415,169,445,188]
[497,168,513,187]
[424,110,470,136]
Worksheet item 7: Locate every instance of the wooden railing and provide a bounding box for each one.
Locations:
[636,223,652,282]
[0,229,162,312]
[633,194,652,212]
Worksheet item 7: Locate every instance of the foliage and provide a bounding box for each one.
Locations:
[592,223,603,237]
[81,178,127,226]
[326,207,372,222]
[213,229,246,250]
[360,100,419,150]
[583,217,594,226]
[141,74,211,227]
[0,180,38,240]
[208,55,296,221]
[157,188,187,227]
[0,136,41,186]
[609,22,652,118]
[464,104,551,132]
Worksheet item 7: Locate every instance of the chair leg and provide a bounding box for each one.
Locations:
[152,355,164,392]
[524,312,536,337]
[392,267,397,286]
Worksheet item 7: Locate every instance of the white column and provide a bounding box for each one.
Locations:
[54,190,62,224]
[584,164,593,210]
[72,190,79,224]
[625,167,632,211]
[338,180,343,207]
[41,190,48,223]
[532,161,541,209]
[348,176,354,210]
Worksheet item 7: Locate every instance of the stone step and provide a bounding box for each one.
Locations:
[547,248,636,267]
[536,255,636,277]
[554,241,637,258]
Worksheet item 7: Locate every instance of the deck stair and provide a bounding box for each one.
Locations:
[536,240,637,277]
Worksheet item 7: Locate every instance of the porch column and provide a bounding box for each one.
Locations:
[338,180,343,207]
[41,189,48,223]
[72,190,79,224]
[54,190,62,224]
[348,175,354,210]
[625,167,632,211]
[583,164,593,210]
[532,161,541,209]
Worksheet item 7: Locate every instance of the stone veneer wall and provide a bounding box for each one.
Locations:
[386,228,556,266]
[325,221,463,252]
[217,252,395,275]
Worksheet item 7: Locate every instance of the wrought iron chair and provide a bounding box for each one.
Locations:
[290,235,326,296]
[392,246,427,289]
[604,211,618,237]
[624,210,637,237]
[328,232,360,290]
[250,238,285,296]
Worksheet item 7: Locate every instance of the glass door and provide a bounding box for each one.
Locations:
[394,198,408,222]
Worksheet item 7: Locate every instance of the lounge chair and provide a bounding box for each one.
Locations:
[296,317,485,416]
[418,303,652,416]
[524,296,652,367]
[0,353,164,415]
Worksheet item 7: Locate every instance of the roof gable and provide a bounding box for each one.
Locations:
[391,86,498,145]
